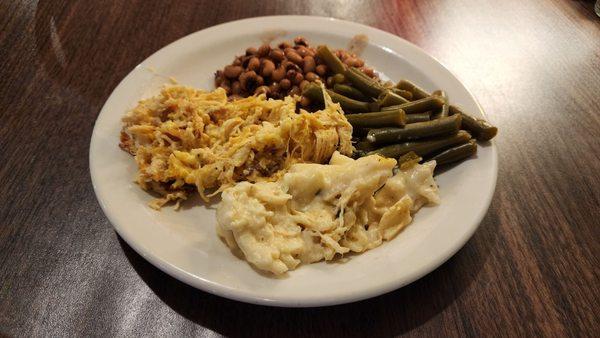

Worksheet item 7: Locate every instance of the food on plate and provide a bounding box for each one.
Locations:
[343,66,387,98]
[366,130,472,159]
[302,83,377,113]
[378,90,411,106]
[430,139,478,165]
[380,96,444,113]
[117,37,497,276]
[404,112,431,123]
[214,37,377,100]
[396,79,431,100]
[316,45,347,74]
[344,109,406,128]
[449,105,498,141]
[216,151,439,275]
[366,114,462,145]
[299,45,498,168]
[332,83,369,101]
[431,90,449,119]
[119,85,352,208]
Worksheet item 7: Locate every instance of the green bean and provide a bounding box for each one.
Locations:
[367,130,472,158]
[328,91,371,113]
[302,83,324,101]
[333,84,369,101]
[430,139,477,165]
[395,79,431,99]
[353,138,375,158]
[332,73,346,84]
[345,109,406,128]
[431,90,449,119]
[391,88,413,100]
[352,127,370,138]
[344,67,386,98]
[378,90,410,106]
[405,112,430,123]
[316,45,346,74]
[366,114,462,145]
[398,151,422,170]
[368,101,381,112]
[302,83,371,113]
[380,96,444,114]
[353,150,369,158]
[449,105,498,141]
[351,67,376,82]
[355,139,378,152]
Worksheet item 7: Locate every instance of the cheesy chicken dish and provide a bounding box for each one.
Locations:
[120,85,353,208]
[216,152,440,275]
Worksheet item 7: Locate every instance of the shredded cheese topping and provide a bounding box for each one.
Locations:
[120,86,353,208]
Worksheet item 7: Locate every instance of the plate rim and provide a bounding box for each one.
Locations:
[89,15,498,307]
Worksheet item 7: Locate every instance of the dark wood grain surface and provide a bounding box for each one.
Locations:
[1,0,599,336]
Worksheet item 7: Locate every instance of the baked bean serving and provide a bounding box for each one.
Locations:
[214,37,376,100]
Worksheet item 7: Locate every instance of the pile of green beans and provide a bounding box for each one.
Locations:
[301,45,498,169]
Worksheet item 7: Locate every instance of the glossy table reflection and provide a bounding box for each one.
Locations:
[1,0,598,336]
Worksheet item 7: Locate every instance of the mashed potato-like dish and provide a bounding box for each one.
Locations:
[216,152,440,275]
[120,86,353,208]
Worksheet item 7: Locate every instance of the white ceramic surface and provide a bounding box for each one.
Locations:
[90,16,498,307]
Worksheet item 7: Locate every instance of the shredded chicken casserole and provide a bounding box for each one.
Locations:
[120,85,353,208]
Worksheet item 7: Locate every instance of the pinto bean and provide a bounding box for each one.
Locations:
[278,41,291,49]
[269,49,285,62]
[260,59,275,77]
[282,60,301,71]
[247,57,260,72]
[279,78,291,90]
[231,81,242,94]
[292,72,304,85]
[239,70,258,91]
[315,64,328,76]
[305,72,318,82]
[271,66,286,81]
[257,44,271,57]
[303,56,316,73]
[223,65,243,79]
[296,46,309,57]
[284,48,303,65]
[245,47,258,55]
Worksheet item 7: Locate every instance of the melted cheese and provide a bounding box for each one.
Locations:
[216,152,440,275]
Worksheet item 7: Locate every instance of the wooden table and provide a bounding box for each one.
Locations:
[1,0,599,336]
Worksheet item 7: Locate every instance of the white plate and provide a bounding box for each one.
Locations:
[90,16,497,307]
